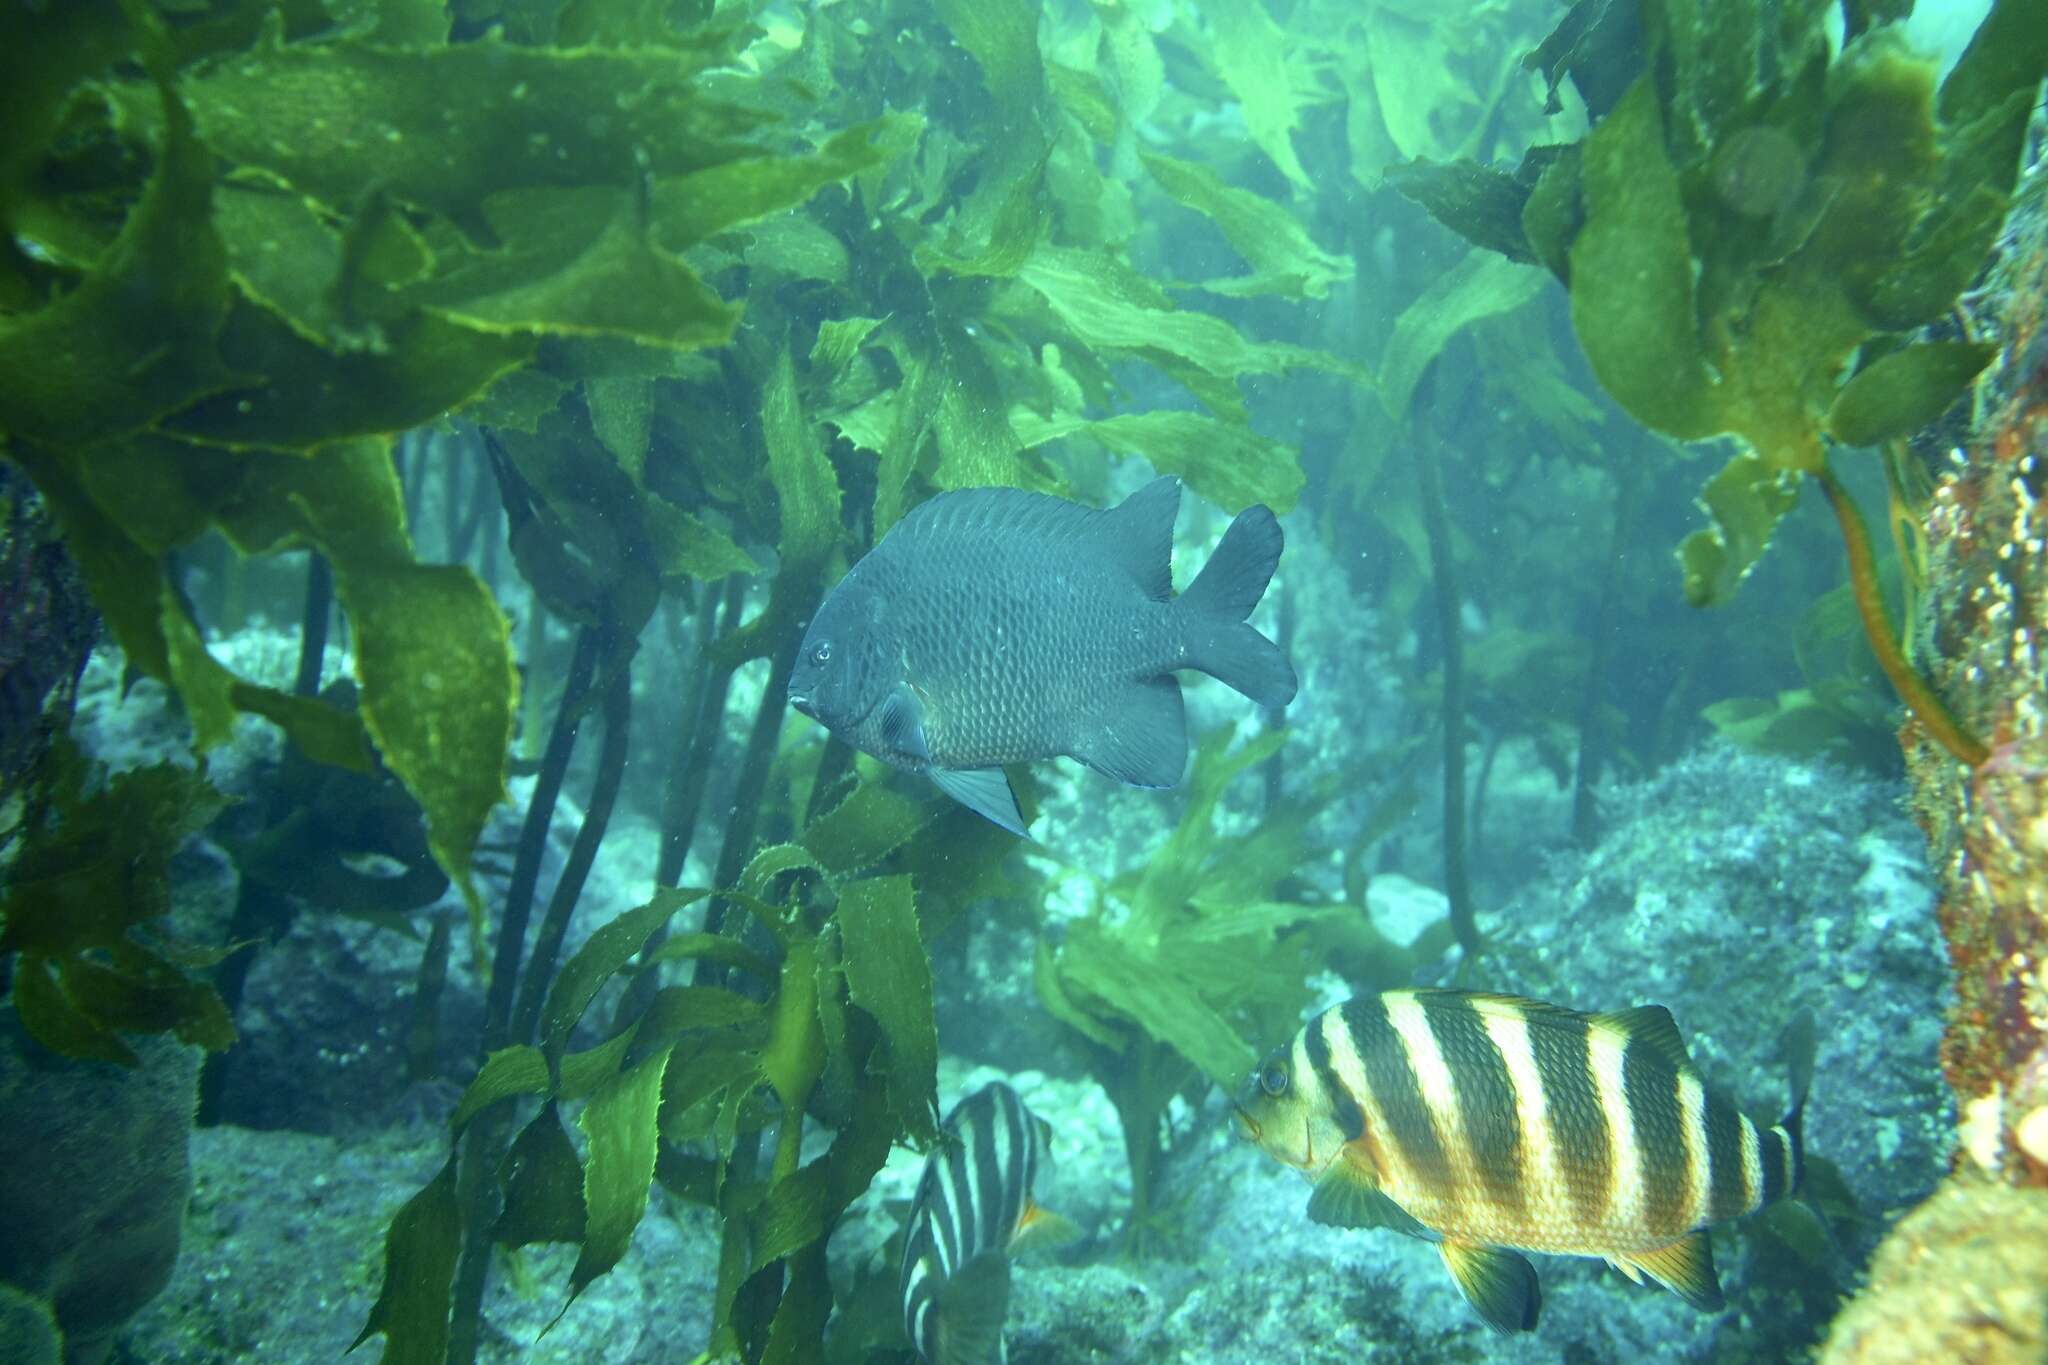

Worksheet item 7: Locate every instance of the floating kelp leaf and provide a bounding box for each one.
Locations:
[418,186,741,350]
[741,214,851,285]
[586,376,652,480]
[451,1045,551,1133]
[635,934,773,983]
[762,342,842,577]
[1678,451,1800,607]
[1825,341,1996,447]
[644,497,759,581]
[539,888,709,1069]
[1363,9,1475,165]
[463,367,570,434]
[932,330,1060,494]
[1521,143,1584,281]
[837,875,938,1145]
[565,1048,670,1312]
[1048,61,1120,144]
[494,1102,587,1250]
[351,1153,462,1364]
[1033,937,1120,1050]
[1061,920,1254,1085]
[1380,248,1544,425]
[0,0,132,242]
[1385,146,1573,268]
[801,780,936,879]
[750,1163,829,1274]
[1013,409,1303,515]
[622,985,764,1068]
[1526,0,1641,118]
[339,558,516,936]
[161,301,532,452]
[653,116,917,249]
[1567,79,1722,445]
[12,954,141,1067]
[1203,0,1313,190]
[1139,152,1350,299]
[0,64,243,448]
[1016,247,1354,389]
[1094,0,1162,128]
[914,149,1051,279]
[1859,184,2010,329]
[811,316,885,375]
[139,33,755,242]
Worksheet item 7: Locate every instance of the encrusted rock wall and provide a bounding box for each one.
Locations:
[1822,137,2048,1365]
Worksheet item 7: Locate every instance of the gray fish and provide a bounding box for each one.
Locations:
[787,477,1296,834]
[900,1082,1075,1365]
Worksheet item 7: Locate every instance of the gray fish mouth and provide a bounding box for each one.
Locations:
[789,693,815,717]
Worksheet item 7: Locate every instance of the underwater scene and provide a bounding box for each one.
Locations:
[2,0,2046,1361]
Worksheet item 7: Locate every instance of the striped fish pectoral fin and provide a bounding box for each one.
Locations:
[931,1252,1011,1365]
[1614,1230,1725,1312]
[1306,1153,1428,1237]
[1008,1200,1082,1256]
[930,766,1030,838]
[1437,1241,1542,1335]
[1589,1005,1692,1069]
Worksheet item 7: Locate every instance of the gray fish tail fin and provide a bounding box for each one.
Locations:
[1176,505,1297,708]
[1779,1007,1817,1197]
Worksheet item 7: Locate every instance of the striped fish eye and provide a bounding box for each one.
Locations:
[1258,1058,1290,1098]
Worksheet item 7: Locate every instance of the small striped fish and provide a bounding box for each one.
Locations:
[1236,989,1814,1334]
[901,1083,1076,1365]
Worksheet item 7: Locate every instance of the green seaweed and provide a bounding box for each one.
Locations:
[1035,726,1349,1243]
[1382,0,2037,766]
[0,741,230,1067]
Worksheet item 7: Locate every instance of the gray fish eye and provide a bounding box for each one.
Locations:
[811,642,831,665]
[1259,1059,1289,1097]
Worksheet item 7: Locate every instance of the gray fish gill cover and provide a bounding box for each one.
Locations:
[787,477,1297,834]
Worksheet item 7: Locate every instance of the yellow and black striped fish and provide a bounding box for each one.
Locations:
[900,1082,1077,1365]
[1236,989,1814,1334]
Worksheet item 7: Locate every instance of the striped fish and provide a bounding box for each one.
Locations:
[901,1083,1076,1365]
[1235,989,1814,1334]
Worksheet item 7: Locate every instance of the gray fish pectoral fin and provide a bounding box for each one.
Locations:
[879,683,931,761]
[930,766,1029,837]
[1615,1229,1724,1311]
[932,1253,1011,1365]
[1306,1152,1427,1236]
[1438,1241,1542,1335]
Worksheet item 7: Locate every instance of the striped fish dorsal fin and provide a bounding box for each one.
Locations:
[1590,1004,1691,1070]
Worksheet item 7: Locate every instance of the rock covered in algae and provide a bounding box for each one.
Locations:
[0,1019,200,1365]
[1818,1178,2048,1364]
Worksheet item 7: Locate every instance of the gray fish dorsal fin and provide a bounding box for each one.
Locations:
[1590,1005,1691,1069]
[1099,475,1179,600]
[896,478,1179,600]
[930,766,1030,837]
[1067,675,1186,788]
[1439,1241,1542,1334]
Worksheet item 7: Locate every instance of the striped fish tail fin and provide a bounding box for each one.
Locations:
[1761,1008,1816,1205]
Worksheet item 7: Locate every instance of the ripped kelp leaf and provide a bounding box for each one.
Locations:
[1678,451,1801,607]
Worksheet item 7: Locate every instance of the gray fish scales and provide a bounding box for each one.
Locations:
[787,477,1297,833]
